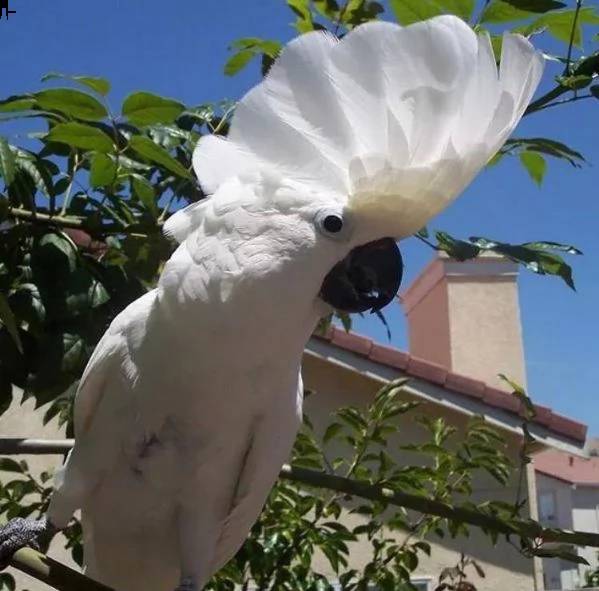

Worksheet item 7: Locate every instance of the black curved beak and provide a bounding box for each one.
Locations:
[319,237,403,314]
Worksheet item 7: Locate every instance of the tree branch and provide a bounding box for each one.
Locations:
[524,85,570,116]
[6,207,162,236]
[9,548,114,591]
[3,438,599,549]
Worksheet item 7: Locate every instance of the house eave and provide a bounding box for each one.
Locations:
[305,337,586,456]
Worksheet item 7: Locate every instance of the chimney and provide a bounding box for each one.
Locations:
[401,251,527,389]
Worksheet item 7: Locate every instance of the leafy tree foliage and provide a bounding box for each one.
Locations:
[0,0,598,589]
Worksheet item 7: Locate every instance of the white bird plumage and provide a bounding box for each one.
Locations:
[179,14,543,242]
[0,15,543,591]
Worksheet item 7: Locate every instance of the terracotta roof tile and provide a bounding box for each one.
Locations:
[445,372,486,400]
[312,327,587,445]
[330,330,373,356]
[483,387,521,413]
[369,343,409,370]
[535,450,599,485]
[407,356,448,383]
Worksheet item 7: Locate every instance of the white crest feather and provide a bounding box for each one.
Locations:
[191,15,544,239]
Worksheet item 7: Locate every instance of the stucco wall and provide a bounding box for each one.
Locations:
[0,391,75,591]
[537,472,599,589]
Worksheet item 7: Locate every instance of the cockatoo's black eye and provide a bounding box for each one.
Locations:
[323,215,343,233]
[315,208,350,240]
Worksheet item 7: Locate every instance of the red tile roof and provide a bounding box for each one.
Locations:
[313,326,587,445]
[535,450,599,485]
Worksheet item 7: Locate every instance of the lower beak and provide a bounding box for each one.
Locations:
[319,237,404,314]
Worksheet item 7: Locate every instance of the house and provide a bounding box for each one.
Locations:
[301,252,587,591]
[0,252,589,591]
[534,450,599,590]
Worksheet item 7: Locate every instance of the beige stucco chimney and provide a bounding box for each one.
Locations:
[401,251,527,389]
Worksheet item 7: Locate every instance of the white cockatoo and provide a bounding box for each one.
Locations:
[0,14,543,591]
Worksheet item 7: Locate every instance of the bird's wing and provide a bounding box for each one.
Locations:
[73,291,155,438]
[51,291,156,517]
[209,379,304,573]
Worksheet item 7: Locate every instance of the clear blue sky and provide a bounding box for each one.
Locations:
[2,1,598,434]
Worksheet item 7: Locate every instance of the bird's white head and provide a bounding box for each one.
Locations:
[164,15,544,319]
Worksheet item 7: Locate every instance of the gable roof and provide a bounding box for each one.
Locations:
[309,325,587,446]
[535,450,599,485]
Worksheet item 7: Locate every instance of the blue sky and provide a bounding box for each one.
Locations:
[2,0,598,434]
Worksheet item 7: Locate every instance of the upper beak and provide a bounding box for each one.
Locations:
[319,238,403,314]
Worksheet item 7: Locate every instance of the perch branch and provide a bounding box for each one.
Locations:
[8,548,114,591]
[3,438,599,549]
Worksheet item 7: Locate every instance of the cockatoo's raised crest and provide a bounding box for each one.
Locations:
[170,15,543,243]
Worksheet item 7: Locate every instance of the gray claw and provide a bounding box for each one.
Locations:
[0,517,55,569]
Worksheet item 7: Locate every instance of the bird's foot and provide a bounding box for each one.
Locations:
[174,576,197,591]
[0,517,57,569]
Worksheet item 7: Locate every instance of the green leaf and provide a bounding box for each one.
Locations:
[122,92,185,126]
[13,149,54,197]
[323,423,343,444]
[556,74,593,90]
[438,0,476,20]
[64,269,110,313]
[0,294,22,354]
[501,0,564,12]
[9,283,45,328]
[0,458,24,473]
[389,0,445,25]
[287,0,311,20]
[469,236,578,290]
[0,572,16,591]
[434,231,480,260]
[504,137,585,167]
[61,332,86,373]
[229,38,281,56]
[129,135,192,180]
[0,137,16,186]
[525,7,599,47]
[572,52,599,77]
[40,73,111,96]
[523,241,582,255]
[130,174,158,218]
[46,122,114,153]
[89,153,117,187]
[519,151,546,186]
[498,374,536,419]
[33,232,78,284]
[481,0,534,23]
[224,50,257,76]
[0,95,36,113]
[35,88,108,121]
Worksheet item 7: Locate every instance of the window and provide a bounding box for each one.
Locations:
[538,491,557,523]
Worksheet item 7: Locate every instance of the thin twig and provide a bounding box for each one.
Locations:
[60,154,81,216]
[527,94,594,114]
[7,206,162,236]
[564,0,584,74]
[414,233,440,251]
[524,85,570,116]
